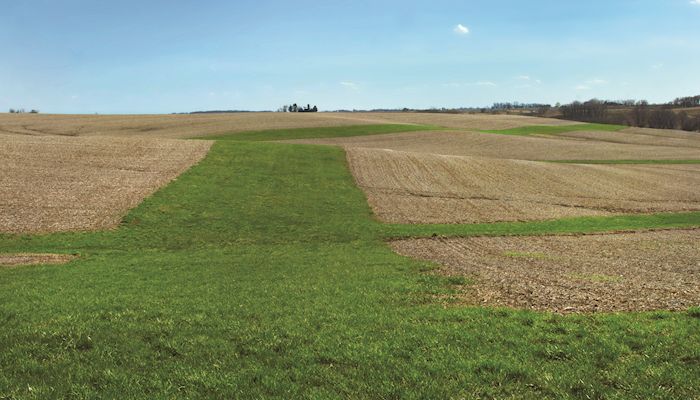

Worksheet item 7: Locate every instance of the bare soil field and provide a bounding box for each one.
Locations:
[390,229,700,312]
[555,127,700,148]
[325,112,579,130]
[0,112,574,139]
[0,113,388,139]
[287,129,700,161]
[0,135,211,233]
[0,253,77,267]
[347,148,700,224]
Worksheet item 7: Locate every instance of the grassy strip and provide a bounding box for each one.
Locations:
[381,212,700,239]
[548,159,700,165]
[200,123,443,141]
[481,123,625,136]
[2,141,700,398]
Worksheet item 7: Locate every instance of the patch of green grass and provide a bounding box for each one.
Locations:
[481,123,625,136]
[548,159,700,164]
[1,140,700,398]
[200,123,444,141]
[446,275,471,286]
[381,211,700,239]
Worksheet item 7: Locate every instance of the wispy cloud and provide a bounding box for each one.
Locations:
[475,81,497,86]
[514,76,542,87]
[453,24,469,35]
[585,78,608,85]
[575,85,591,90]
[691,0,700,5]
[651,63,664,70]
[340,81,359,90]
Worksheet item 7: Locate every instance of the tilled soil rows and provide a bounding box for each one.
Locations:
[0,112,573,139]
[288,129,700,160]
[391,229,700,312]
[346,148,700,224]
[0,135,212,233]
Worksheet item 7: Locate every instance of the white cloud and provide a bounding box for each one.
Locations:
[585,78,608,85]
[575,85,591,90]
[475,81,497,86]
[454,24,469,35]
[515,76,542,85]
[340,81,359,90]
[691,0,700,5]
[651,63,664,70]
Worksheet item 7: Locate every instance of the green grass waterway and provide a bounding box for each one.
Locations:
[2,131,699,398]
[481,123,626,136]
[201,123,443,141]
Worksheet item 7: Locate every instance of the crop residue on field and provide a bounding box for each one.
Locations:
[0,135,212,233]
[0,112,573,139]
[346,148,700,224]
[0,253,77,267]
[391,229,700,312]
[288,128,700,161]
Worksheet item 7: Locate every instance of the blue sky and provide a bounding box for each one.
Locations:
[2,0,699,113]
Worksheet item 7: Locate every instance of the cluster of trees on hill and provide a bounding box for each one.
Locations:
[559,98,700,132]
[671,95,700,108]
[8,108,39,113]
[279,103,318,112]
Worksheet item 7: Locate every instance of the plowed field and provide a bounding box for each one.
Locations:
[288,129,700,160]
[390,229,700,312]
[347,148,700,223]
[0,112,573,139]
[0,135,212,233]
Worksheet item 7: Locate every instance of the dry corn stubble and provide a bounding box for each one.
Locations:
[0,112,577,139]
[0,135,212,233]
[0,253,77,267]
[390,229,700,312]
[286,129,700,160]
[346,147,700,224]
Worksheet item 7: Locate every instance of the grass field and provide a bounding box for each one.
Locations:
[2,123,700,398]
[202,124,443,141]
[481,123,626,136]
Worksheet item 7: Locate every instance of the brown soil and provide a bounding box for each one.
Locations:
[0,253,77,267]
[286,129,700,161]
[556,128,700,149]
[0,135,212,233]
[322,112,579,130]
[390,229,700,312]
[346,148,700,224]
[0,112,575,139]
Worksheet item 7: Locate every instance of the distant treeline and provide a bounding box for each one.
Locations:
[491,102,551,110]
[558,97,700,132]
